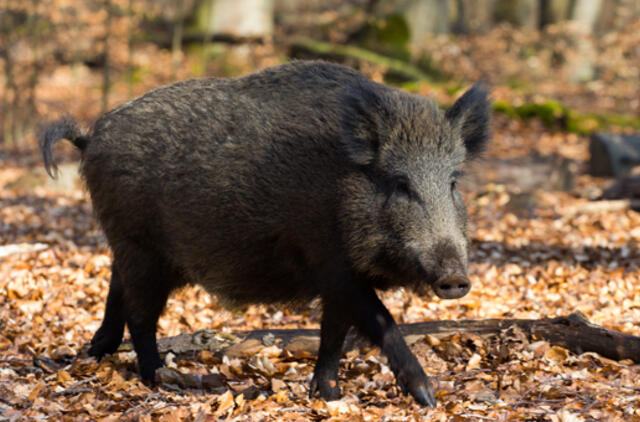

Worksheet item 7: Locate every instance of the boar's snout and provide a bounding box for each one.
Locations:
[433,273,470,299]
[429,245,470,299]
[412,251,471,299]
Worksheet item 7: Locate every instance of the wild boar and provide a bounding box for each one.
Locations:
[40,60,490,406]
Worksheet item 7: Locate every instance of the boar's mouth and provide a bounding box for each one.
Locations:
[368,248,470,299]
[368,249,425,290]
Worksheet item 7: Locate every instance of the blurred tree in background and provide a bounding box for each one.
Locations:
[1,0,639,147]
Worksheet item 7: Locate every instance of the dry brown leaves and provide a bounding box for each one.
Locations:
[3,118,640,420]
[3,36,640,420]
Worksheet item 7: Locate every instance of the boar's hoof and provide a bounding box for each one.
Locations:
[88,329,121,359]
[412,384,437,407]
[139,358,164,383]
[433,275,471,299]
[398,377,437,407]
[396,368,437,407]
[309,374,341,401]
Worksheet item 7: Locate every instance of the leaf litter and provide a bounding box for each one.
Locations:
[3,34,640,417]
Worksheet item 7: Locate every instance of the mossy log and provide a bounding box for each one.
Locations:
[400,82,640,135]
[289,38,434,82]
[492,100,640,135]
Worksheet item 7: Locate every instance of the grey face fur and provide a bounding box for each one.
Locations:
[39,60,491,406]
[340,84,484,298]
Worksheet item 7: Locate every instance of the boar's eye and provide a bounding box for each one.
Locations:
[450,170,464,193]
[392,176,412,198]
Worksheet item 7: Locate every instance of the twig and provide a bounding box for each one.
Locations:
[122,393,163,416]
[0,359,32,364]
[458,415,497,420]
[51,388,92,397]
[50,376,99,398]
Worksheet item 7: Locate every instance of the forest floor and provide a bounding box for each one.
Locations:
[1,110,640,421]
[2,21,640,420]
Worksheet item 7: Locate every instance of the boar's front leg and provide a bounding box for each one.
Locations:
[350,280,436,406]
[314,272,436,406]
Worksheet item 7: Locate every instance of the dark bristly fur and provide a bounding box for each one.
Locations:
[40,60,491,407]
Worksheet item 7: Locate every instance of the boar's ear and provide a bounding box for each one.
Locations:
[340,82,390,166]
[445,82,491,159]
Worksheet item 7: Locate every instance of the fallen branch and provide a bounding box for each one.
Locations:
[562,199,640,220]
[109,312,640,364]
[289,38,433,82]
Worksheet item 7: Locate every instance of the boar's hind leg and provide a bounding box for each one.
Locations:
[309,299,351,400]
[345,279,436,407]
[88,264,126,358]
[117,245,173,382]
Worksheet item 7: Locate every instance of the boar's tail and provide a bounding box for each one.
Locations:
[39,117,90,178]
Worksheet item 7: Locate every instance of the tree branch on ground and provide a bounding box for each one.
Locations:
[105,312,640,365]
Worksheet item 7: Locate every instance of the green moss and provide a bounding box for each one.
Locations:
[491,99,640,134]
[398,81,423,93]
[413,53,447,81]
[356,14,411,61]
[600,113,640,129]
[397,81,464,97]
[492,100,517,118]
[566,114,599,134]
[515,101,566,126]
[444,82,465,96]
[396,77,640,135]
[491,100,567,127]
[376,14,410,46]
[128,66,147,85]
[565,112,640,135]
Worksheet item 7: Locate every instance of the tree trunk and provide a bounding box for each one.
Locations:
[26,4,42,141]
[494,0,540,28]
[2,50,18,147]
[563,0,601,83]
[452,0,496,34]
[196,0,274,38]
[379,0,450,43]
[540,0,571,26]
[101,0,112,114]
[127,0,135,98]
[570,0,602,30]
[171,0,185,81]
[1,51,13,146]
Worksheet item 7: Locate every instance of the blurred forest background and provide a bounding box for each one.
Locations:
[1,0,639,149]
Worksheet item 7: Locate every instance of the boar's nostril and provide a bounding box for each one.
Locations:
[433,275,470,299]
